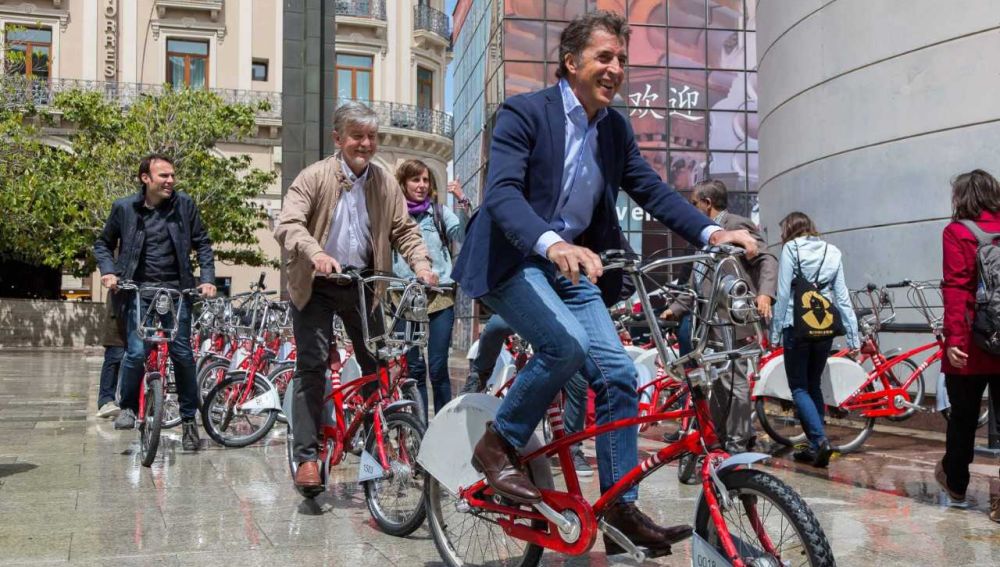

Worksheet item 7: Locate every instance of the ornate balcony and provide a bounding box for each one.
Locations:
[414,4,451,45]
[334,0,386,21]
[0,76,281,122]
[336,98,452,138]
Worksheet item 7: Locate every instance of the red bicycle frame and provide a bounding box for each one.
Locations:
[137,334,170,423]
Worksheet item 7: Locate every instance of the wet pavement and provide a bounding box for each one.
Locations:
[1,350,998,566]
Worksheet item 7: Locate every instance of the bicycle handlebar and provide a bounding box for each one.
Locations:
[885,280,912,289]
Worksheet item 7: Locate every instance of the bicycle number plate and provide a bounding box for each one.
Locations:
[357,449,385,483]
[691,533,732,567]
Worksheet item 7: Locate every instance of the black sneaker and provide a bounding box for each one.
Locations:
[812,440,833,468]
[182,420,201,451]
[113,408,136,430]
[572,448,593,477]
[792,445,817,464]
[461,374,484,394]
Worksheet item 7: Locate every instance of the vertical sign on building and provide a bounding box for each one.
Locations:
[103,0,118,79]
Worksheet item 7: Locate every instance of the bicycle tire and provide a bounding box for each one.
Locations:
[200,374,279,448]
[139,373,164,468]
[197,359,230,403]
[754,396,808,447]
[677,452,700,485]
[881,358,926,422]
[363,412,427,537]
[402,381,425,426]
[694,468,835,567]
[425,474,544,567]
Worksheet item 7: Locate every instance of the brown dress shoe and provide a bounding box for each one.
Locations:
[471,423,542,504]
[295,460,322,488]
[603,502,692,558]
[934,459,966,502]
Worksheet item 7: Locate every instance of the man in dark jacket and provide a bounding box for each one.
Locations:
[94,154,216,451]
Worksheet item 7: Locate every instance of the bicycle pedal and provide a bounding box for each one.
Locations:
[598,519,646,562]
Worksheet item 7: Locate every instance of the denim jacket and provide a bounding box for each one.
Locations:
[770,236,860,349]
[392,205,463,284]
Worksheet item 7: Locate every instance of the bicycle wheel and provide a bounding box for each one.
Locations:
[138,373,164,468]
[161,368,182,429]
[267,363,294,424]
[425,475,544,567]
[200,374,279,448]
[694,468,835,567]
[363,412,427,536]
[198,359,230,403]
[876,358,926,422]
[402,381,425,425]
[755,397,808,447]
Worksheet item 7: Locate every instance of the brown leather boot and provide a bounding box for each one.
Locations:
[295,460,321,488]
[471,423,541,504]
[603,502,692,558]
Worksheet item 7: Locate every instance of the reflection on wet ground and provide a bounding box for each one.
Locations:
[0,350,997,566]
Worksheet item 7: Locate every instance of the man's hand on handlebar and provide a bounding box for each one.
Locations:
[416,269,440,286]
[659,308,675,321]
[101,273,118,291]
[547,241,603,285]
[198,283,217,298]
[708,228,759,258]
[311,252,342,275]
[756,295,772,320]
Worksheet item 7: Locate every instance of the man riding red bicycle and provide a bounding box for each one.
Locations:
[94,153,217,452]
[451,11,757,557]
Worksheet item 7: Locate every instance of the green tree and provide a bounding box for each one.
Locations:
[0,86,277,277]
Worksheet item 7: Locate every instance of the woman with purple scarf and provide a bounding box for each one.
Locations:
[392,159,468,421]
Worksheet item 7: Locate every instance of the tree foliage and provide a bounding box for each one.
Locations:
[0,86,278,276]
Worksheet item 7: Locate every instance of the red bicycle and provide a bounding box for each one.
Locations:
[283,270,445,536]
[118,281,197,467]
[421,248,834,566]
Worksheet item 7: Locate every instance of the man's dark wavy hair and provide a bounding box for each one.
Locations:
[137,153,175,189]
[555,10,630,80]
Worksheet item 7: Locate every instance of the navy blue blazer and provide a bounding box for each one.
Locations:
[452,85,715,302]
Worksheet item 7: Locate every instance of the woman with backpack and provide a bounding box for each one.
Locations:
[393,159,466,421]
[770,212,859,468]
[938,169,1000,521]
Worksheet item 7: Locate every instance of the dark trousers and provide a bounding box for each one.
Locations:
[467,314,515,389]
[99,346,124,407]
[943,373,1000,494]
[291,279,383,463]
[782,328,833,449]
[407,306,455,421]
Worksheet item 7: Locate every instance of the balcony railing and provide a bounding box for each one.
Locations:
[334,0,387,21]
[336,98,452,138]
[414,4,451,43]
[0,76,282,120]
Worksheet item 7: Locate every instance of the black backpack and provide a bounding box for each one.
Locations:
[959,220,1000,355]
[429,202,454,257]
[791,243,845,342]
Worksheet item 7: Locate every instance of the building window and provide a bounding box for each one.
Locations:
[336,53,373,104]
[166,38,209,88]
[4,25,52,79]
[417,67,433,109]
[252,59,268,82]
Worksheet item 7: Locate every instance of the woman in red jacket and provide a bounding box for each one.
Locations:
[939,168,1000,521]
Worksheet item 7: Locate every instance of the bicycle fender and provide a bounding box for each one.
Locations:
[716,452,770,473]
[881,347,903,358]
[383,399,418,415]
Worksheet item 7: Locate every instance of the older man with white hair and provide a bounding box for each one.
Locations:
[275,101,436,491]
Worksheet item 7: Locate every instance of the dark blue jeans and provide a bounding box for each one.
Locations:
[469,314,514,384]
[483,258,639,501]
[782,328,832,449]
[99,346,124,407]
[408,306,455,421]
[119,293,199,419]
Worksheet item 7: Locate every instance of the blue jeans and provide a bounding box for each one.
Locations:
[119,293,199,420]
[407,306,455,421]
[98,346,124,407]
[469,314,515,385]
[483,258,639,501]
[782,328,832,449]
[677,313,694,356]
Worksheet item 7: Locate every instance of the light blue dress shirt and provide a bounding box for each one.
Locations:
[533,80,720,257]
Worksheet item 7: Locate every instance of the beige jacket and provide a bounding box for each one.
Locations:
[274,154,433,310]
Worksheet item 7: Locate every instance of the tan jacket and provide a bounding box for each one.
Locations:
[274,154,433,310]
